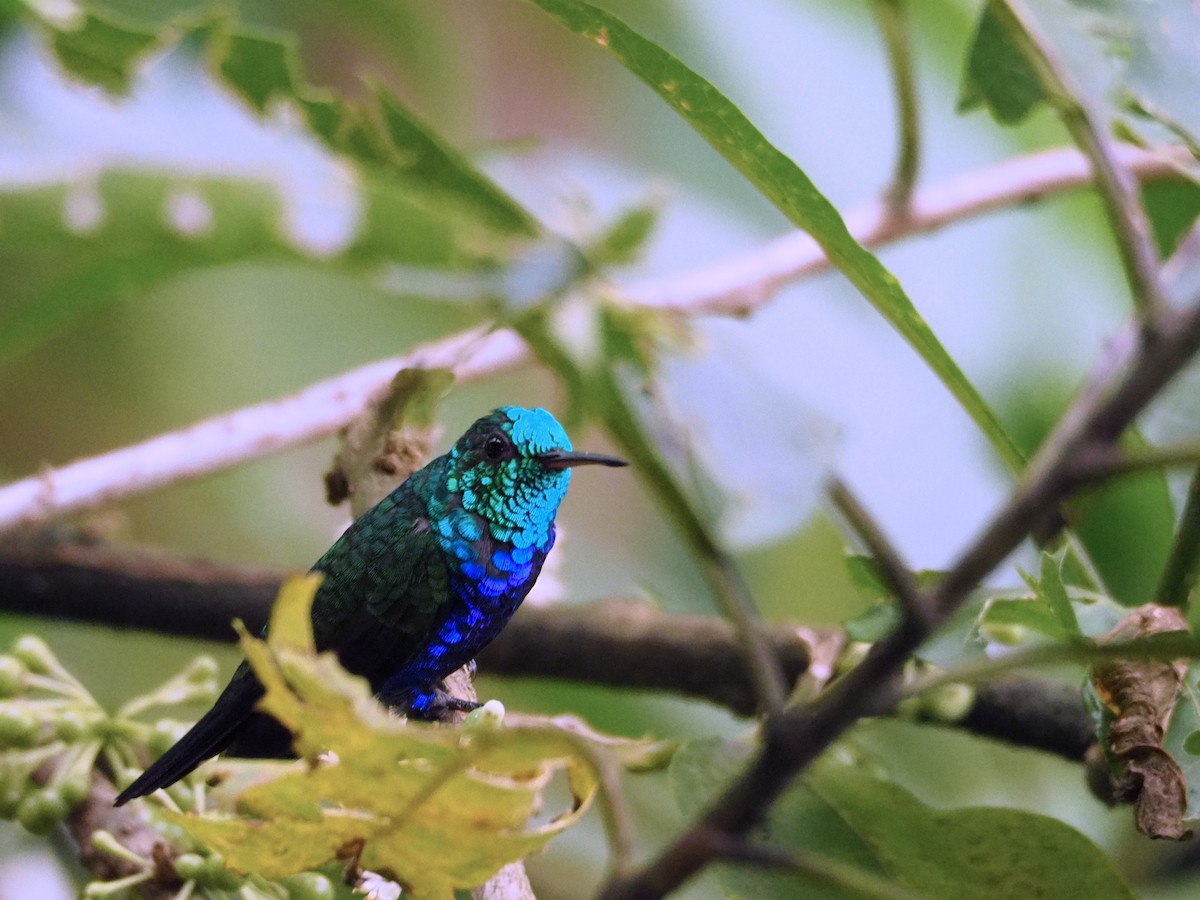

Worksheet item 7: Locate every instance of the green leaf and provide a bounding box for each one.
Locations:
[958,0,1046,123]
[977,550,1127,644]
[0,165,508,363]
[844,601,902,644]
[1120,0,1200,152]
[41,9,161,95]
[959,0,1200,153]
[373,88,539,237]
[28,8,540,241]
[1163,665,1200,823]
[1071,464,1175,607]
[805,755,1137,899]
[524,0,1024,476]
[588,197,663,267]
[670,739,884,900]
[671,740,1134,899]
[845,554,891,600]
[213,27,300,115]
[265,574,323,654]
[1033,549,1082,635]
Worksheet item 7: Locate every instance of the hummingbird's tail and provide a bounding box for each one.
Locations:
[113,671,265,806]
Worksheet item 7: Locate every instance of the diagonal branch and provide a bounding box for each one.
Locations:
[597,284,1200,900]
[0,328,525,534]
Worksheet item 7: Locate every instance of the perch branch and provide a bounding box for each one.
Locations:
[0,539,1093,759]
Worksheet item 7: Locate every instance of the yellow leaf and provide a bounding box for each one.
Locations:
[168,578,666,897]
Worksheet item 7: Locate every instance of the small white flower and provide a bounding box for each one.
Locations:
[357,870,402,900]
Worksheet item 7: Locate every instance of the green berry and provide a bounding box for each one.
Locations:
[18,787,68,835]
[925,683,976,723]
[53,710,88,742]
[11,636,55,675]
[0,656,25,697]
[0,705,40,747]
[202,852,243,890]
[59,770,91,807]
[283,872,336,900]
[173,853,206,881]
[0,785,27,819]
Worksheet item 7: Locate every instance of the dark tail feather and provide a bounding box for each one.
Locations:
[113,673,265,806]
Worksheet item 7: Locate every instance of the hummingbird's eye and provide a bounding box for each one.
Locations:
[483,434,509,462]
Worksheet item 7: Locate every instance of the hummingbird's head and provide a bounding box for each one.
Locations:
[445,407,626,549]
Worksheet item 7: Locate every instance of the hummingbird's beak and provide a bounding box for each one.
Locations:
[536,449,629,470]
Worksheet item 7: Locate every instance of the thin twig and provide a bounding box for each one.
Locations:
[0,328,525,534]
[630,144,1189,315]
[1070,440,1200,482]
[826,477,928,626]
[872,0,920,214]
[993,0,1166,317]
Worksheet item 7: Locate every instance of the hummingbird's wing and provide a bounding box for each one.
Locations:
[114,489,446,807]
[307,489,458,686]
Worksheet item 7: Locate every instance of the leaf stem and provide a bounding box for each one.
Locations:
[1157,469,1200,609]
[872,0,920,214]
[710,835,919,900]
[992,0,1166,318]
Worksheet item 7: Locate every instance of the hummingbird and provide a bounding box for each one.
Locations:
[114,406,626,806]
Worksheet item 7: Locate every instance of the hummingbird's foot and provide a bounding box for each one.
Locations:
[388,684,482,720]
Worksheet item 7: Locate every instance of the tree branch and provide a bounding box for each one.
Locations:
[0,327,526,535]
[0,148,1190,537]
[629,144,1190,315]
[0,539,810,716]
[0,536,1098,773]
[0,538,1100,756]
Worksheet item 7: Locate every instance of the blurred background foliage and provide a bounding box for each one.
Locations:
[1,0,1198,896]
